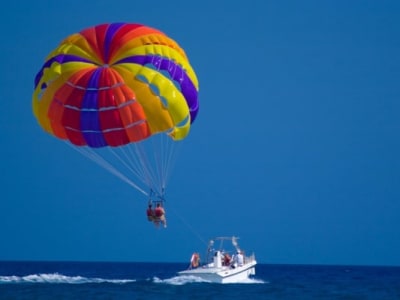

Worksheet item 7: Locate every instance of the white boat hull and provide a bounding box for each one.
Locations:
[179,260,257,284]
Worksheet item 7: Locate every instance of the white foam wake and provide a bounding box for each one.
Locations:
[234,277,266,284]
[154,275,211,285]
[0,273,135,284]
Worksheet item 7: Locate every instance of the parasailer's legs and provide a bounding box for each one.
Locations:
[159,215,167,228]
[146,199,167,228]
[154,203,167,228]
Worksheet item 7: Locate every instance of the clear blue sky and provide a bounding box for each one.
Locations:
[1,0,399,266]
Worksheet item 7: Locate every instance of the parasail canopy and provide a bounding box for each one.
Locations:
[33,23,199,199]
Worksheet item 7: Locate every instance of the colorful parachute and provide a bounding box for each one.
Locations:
[33,23,199,199]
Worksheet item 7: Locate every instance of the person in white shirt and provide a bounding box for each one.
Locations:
[236,250,244,266]
[231,250,244,268]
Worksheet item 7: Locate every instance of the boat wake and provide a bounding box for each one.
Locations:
[0,273,265,286]
[153,275,210,285]
[235,277,266,284]
[0,273,135,284]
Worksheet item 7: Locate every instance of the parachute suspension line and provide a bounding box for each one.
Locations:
[150,134,167,196]
[161,133,181,198]
[108,145,150,188]
[152,133,182,197]
[132,141,160,195]
[126,144,153,189]
[64,133,180,201]
[127,132,180,200]
[66,142,148,196]
[150,135,163,194]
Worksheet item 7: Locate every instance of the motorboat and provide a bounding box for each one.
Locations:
[178,236,257,283]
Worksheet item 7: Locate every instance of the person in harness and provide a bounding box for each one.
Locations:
[154,203,167,228]
[146,203,155,222]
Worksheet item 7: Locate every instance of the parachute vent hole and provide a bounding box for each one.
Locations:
[159,69,182,92]
[145,62,158,71]
[176,115,190,128]
[145,60,183,92]
[136,74,149,84]
[149,83,160,97]
[37,82,49,101]
[159,96,168,108]
[37,90,44,101]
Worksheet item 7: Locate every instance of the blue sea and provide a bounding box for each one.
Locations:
[0,261,399,299]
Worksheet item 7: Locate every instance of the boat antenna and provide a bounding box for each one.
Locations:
[232,236,240,252]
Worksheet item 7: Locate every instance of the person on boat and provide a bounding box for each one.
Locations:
[230,250,244,268]
[223,253,231,266]
[190,252,200,269]
[154,203,167,228]
[236,250,244,266]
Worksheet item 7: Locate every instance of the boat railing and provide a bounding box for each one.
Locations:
[245,253,256,264]
[203,249,256,267]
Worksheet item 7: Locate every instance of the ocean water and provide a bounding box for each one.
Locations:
[0,261,399,299]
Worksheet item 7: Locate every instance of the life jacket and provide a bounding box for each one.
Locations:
[146,208,154,216]
[155,207,164,217]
